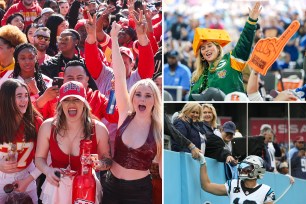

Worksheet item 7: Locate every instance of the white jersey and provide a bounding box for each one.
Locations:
[225,179,275,204]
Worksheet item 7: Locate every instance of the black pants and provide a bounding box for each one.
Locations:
[102,171,152,204]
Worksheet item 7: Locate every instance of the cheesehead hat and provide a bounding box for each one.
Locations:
[193,28,231,56]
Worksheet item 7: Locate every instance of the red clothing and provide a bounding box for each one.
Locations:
[0,116,43,169]
[36,88,119,123]
[88,41,154,81]
[113,113,156,171]
[49,125,97,172]
[153,21,162,43]
[147,32,158,55]
[152,12,162,26]
[1,2,42,28]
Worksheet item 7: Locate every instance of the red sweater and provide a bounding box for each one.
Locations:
[1,2,42,28]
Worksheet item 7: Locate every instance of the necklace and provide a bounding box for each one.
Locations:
[59,126,83,177]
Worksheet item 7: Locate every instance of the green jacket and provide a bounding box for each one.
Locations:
[189,17,257,101]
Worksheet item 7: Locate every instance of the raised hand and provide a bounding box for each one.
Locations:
[96,5,116,30]
[248,20,300,75]
[248,1,262,20]
[127,0,135,14]
[110,21,122,38]
[85,11,96,36]
[131,9,147,36]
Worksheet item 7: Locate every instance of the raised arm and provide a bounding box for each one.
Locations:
[131,9,154,79]
[199,155,227,196]
[96,5,116,43]
[85,12,103,79]
[231,1,262,71]
[110,22,130,125]
[143,2,158,54]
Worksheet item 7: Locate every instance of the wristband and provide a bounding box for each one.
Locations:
[189,144,196,151]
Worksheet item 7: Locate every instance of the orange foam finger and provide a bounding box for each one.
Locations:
[247,20,300,76]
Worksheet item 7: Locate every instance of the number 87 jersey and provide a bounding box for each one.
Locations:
[0,116,42,169]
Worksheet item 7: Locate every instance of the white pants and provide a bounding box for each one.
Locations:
[0,163,38,204]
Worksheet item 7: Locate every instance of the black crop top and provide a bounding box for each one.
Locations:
[113,113,157,170]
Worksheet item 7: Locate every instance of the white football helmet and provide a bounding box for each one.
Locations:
[238,155,266,180]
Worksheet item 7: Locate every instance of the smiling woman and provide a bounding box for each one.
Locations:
[0,79,43,203]
[11,43,52,101]
[35,81,112,203]
[189,1,263,100]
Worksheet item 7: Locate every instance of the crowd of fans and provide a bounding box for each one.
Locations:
[165,103,305,182]
[0,0,162,203]
[164,0,306,101]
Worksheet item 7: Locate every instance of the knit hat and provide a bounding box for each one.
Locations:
[59,81,86,103]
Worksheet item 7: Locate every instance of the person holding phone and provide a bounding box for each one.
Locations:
[35,60,119,125]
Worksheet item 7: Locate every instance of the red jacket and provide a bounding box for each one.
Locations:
[1,2,42,28]
[36,88,119,123]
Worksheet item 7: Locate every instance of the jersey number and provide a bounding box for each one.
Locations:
[301,158,306,172]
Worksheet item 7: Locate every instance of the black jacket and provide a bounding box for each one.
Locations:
[205,134,231,162]
[164,114,191,150]
[40,54,98,91]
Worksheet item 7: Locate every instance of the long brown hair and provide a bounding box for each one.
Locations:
[0,79,41,144]
[52,99,96,140]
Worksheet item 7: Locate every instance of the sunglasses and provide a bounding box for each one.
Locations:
[35,35,50,42]
[57,35,73,43]
[238,163,254,174]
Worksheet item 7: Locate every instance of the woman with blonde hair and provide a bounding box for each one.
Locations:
[201,103,222,139]
[189,1,262,100]
[172,103,206,154]
[101,20,162,203]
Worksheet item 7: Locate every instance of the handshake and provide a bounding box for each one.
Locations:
[197,153,206,166]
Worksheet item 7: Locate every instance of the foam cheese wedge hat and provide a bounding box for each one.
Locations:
[193,28,231,56]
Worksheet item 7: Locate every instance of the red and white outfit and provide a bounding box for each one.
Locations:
[1,1,42,28]
[0,116,43,203]
[40,123,102,204]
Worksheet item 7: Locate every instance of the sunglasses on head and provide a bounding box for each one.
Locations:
[35,35,50,41]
